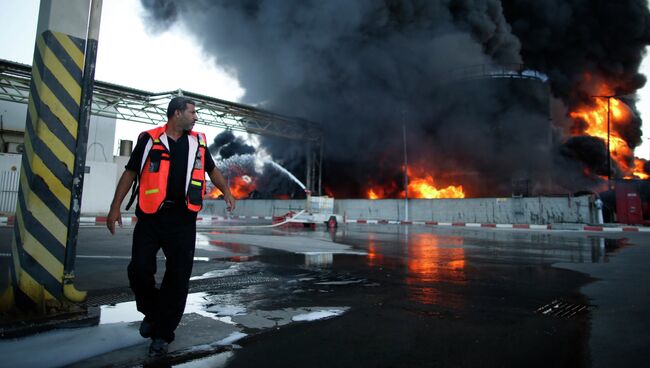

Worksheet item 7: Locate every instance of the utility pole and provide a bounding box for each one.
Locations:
[592,94,626,190]
[607,97,611,188]
[403,117,409,222]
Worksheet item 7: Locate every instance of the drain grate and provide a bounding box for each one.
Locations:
[88,291,134,307]
[535,299,590,318]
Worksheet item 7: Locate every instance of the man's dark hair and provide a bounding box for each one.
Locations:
[167,96,196,118]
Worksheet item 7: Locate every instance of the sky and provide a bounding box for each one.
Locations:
[0,0,649,159]
[0,0,245,155]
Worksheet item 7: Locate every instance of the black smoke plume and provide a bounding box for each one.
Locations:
[142,0,650,198]
[502,0,650,177]
[209,130,255,159]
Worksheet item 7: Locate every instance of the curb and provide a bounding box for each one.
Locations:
[0,306,100,339]
[1,215,648,232]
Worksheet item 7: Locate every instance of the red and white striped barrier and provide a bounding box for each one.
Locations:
[343,218,650,232]
[79,216,138,225]
[1,215,648,232]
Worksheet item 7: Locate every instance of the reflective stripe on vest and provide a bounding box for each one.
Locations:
[138,125,207,214]
[186,131,207,212]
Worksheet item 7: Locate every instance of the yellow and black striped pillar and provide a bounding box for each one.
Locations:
[3,0,103,312]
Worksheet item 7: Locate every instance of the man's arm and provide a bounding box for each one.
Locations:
[107,169,137,234]
[207,167,236,211]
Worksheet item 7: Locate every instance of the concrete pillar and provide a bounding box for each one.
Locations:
[2,0,102,314]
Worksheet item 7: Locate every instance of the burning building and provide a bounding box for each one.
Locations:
[140,0,650,199]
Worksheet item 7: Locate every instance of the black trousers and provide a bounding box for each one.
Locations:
[128,207,196,343]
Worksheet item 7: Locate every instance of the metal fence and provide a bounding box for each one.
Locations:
[0,170,19,213]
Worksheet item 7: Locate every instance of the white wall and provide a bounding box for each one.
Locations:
[86,115,116,162]
[0,156,120,214]
[114,156,132,212]
[0,100,27,131]
[0,153,21,171]
[1,99,117,158]
[80,161,117,214]
[0,99,119,214]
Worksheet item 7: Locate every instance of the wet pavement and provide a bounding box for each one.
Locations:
[1,222,649,367]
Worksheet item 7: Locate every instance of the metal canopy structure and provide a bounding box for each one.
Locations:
[0,58,323,193]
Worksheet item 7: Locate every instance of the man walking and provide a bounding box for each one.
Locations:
[107,96,235,357]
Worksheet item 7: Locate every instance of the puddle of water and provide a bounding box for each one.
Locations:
[314,280,364,286]
[195,233,214,251]
[292,308,348,321]
[190,264,241,281]
[173,351,233,368]
[184,292,241,324]
[98,292,246,326]
[205,305,247,316]
[304,253,333,266]
[216,331,247,345]
[99,301,142,324]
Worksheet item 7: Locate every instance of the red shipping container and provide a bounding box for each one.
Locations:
[615,181,644,225]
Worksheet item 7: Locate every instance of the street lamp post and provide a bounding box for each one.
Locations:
[592,94,625,189]
[403,122,409,222]
[607,97,611,187]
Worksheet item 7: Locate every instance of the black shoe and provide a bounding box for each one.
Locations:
[148,338,169,357]
[139,318,153,338]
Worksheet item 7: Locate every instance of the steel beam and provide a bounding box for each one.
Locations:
[0,59,322,142]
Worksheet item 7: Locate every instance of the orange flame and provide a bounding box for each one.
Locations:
[632,158,649,180]
[568,95,631,155]
[568,79,649,180]
[404,175,466,199]
[366,166,466,199]
[209,175,256,199]
[368,189,380,200]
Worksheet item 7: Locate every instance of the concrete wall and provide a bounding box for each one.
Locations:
[201,195,595,224]
[336,197,592,224]
[202,198,307,218]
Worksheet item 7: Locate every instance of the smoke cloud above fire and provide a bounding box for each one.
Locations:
[142,0,650,198]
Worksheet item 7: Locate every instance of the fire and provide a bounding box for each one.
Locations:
[368,187,393,200]
[405,175,465,199]
[569,96,631,155]
[323,187,335,198]
[366,166,465,199]
[368,189,380,200]
[568,78,649,180]
[208,175,256,199]
[632,158,649,180]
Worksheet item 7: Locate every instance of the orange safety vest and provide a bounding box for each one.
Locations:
[136,125,207,214]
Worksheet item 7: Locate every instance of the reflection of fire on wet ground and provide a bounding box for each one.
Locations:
[365,232,467,307]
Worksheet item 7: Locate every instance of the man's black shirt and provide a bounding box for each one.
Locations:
[125,130,216,217]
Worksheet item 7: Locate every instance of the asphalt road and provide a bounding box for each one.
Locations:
[1,223,649,367]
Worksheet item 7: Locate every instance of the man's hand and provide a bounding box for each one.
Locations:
[224,193,236,212]
[107,169,136,234]
[207,167,236,212]
[106,206,122,235]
